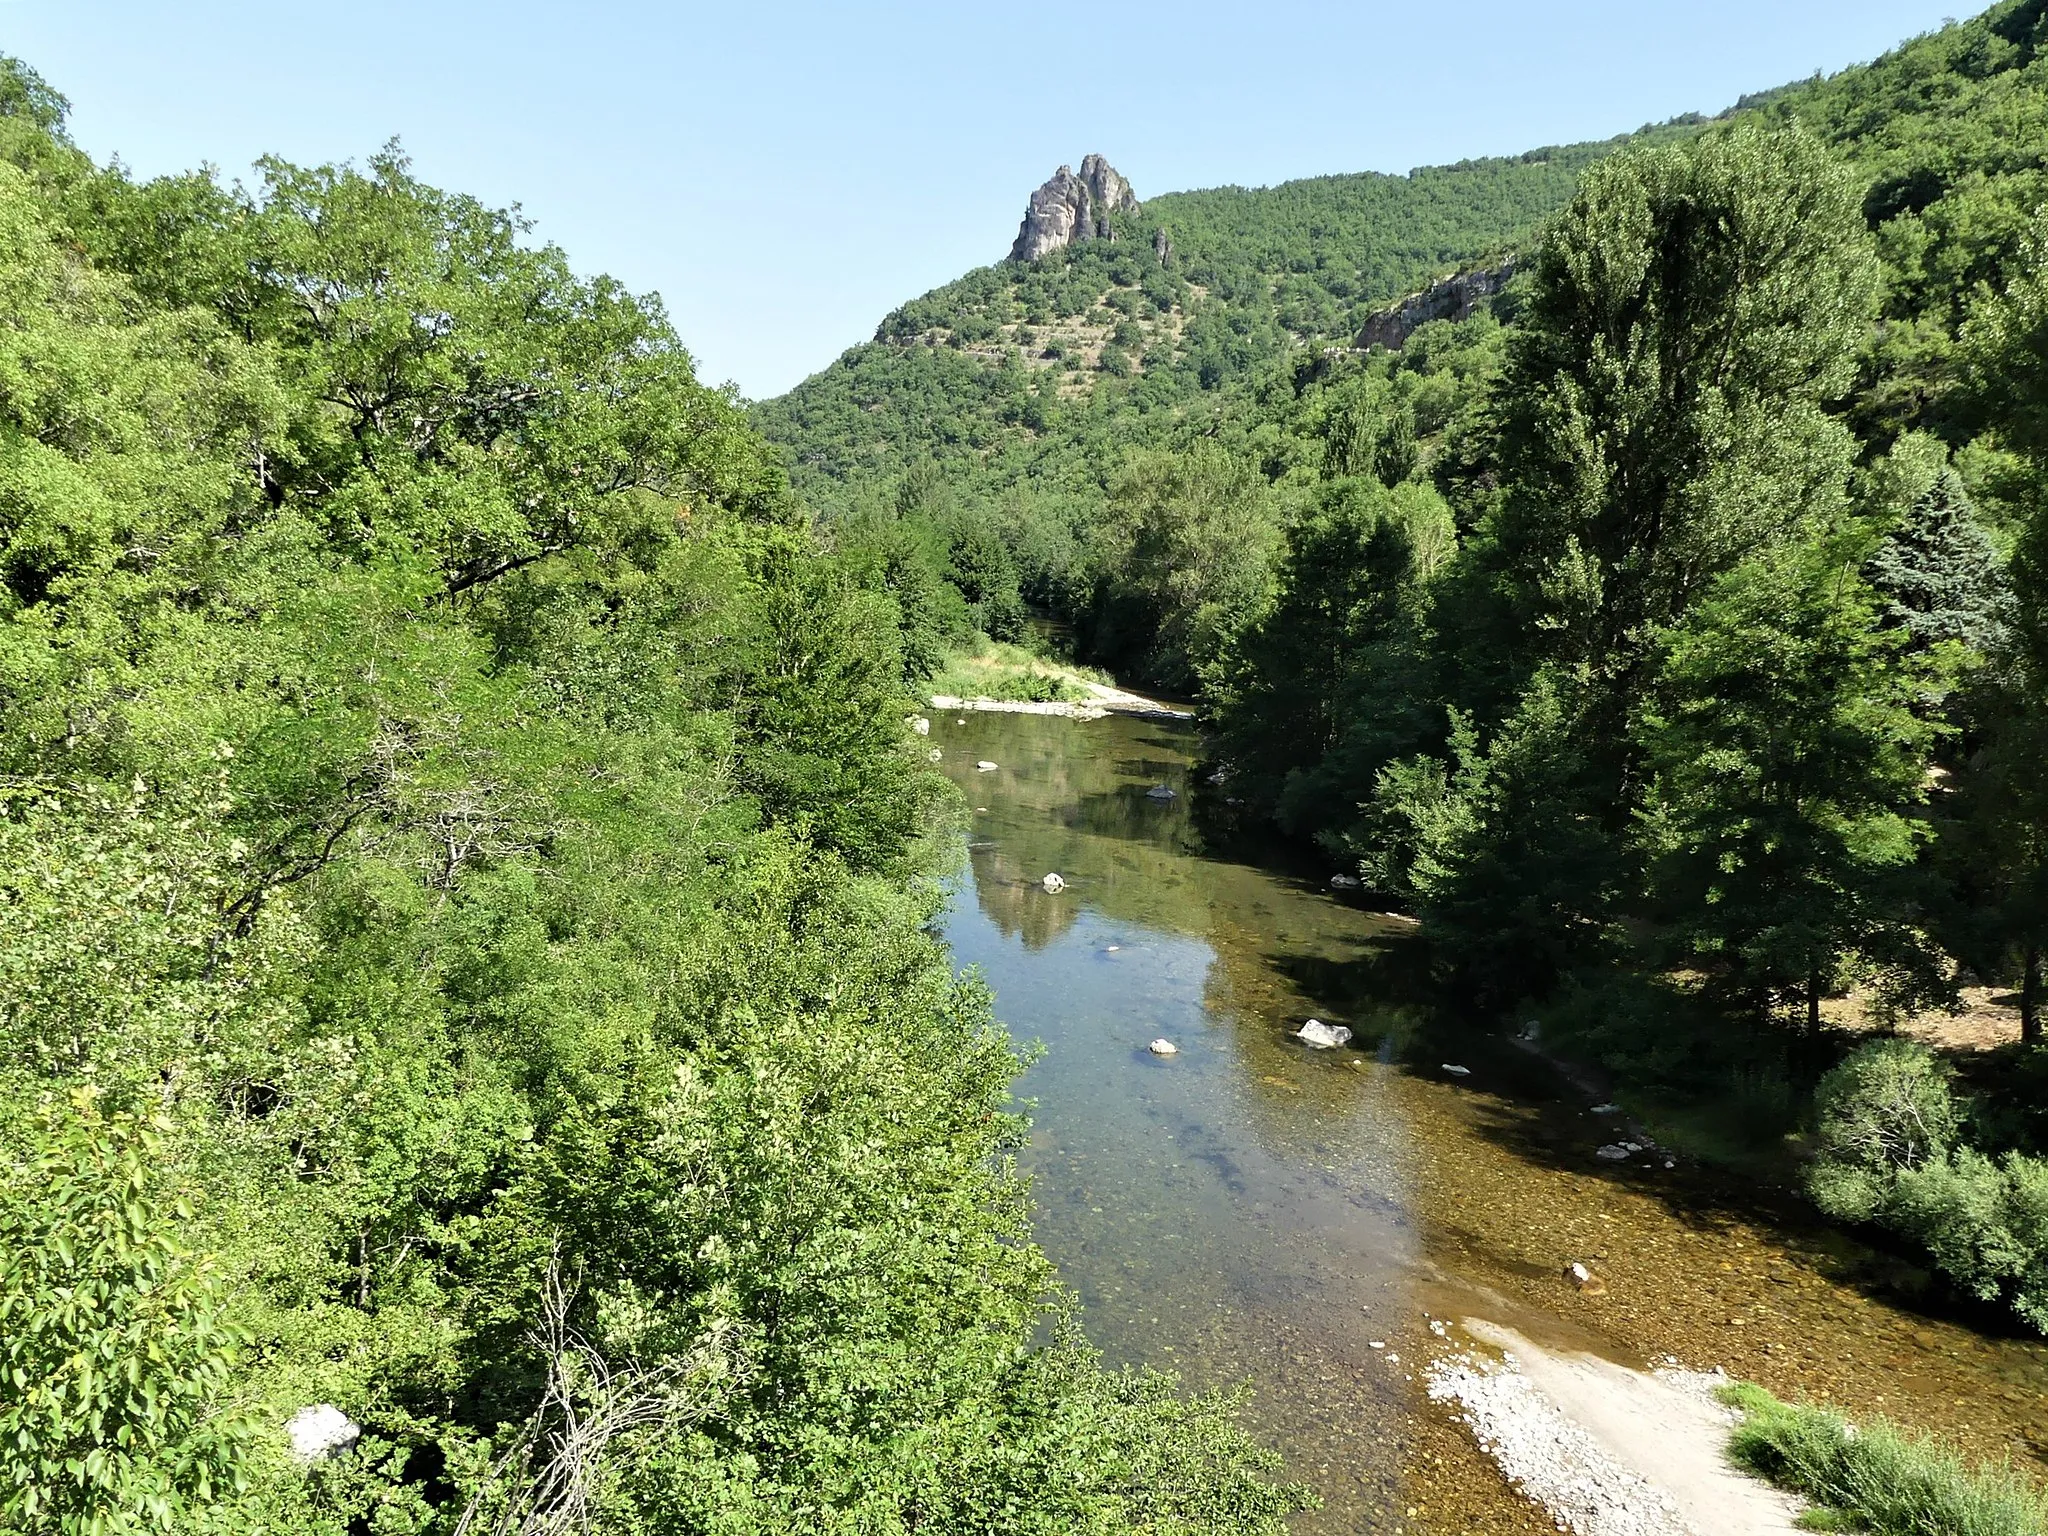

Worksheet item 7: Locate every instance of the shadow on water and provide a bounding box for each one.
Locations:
[931,707,2048,1530]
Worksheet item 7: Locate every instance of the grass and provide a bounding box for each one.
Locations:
[928,638,1098,704]
[1718,1381,2047,1535]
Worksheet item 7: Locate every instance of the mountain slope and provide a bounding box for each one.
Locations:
[753,125,1702,509]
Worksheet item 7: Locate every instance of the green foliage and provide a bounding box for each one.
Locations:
[1862,438,2012,653]
[0,1091,253,1535]
[1094,443,1280,689]
[1210,475,1448,837]
[1719,1380,2048,1536]
[1474,122,1878,691]
[1808,1039,1966,1220]
[0,69,1300,1536]
[1809,1041,2048,1330]
[1633,545,1949,1020]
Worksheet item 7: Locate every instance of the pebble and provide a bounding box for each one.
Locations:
[1427,1354,1692,1536]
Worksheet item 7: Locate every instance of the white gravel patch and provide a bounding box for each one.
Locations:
[1427,1350,1694,1536]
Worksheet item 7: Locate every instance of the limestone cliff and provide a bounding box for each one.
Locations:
[1009,154,1140,263]
[1355,259,1516,350]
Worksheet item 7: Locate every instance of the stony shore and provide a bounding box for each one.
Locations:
[929,687,1195,722]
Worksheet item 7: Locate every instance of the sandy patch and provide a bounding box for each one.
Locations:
[1431,1319,1806,1536]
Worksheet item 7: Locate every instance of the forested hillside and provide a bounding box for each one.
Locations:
[0,61,1308,1534]
[754,124,1702,505]
[767,0,2048,1338]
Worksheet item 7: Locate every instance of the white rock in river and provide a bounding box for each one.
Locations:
[1590,1102,1620,1115]
[1146,783,1177,801]
[1042,872,1066,892]
[1329,873,1362,890]
[1148,1038,1178,1056]
[911,716,931,735]
[1441,1063,1471,1076]
[1295,1019,1352,1049]
[285,1403,360,1465]
[1596,1143,1631,1161]
[976,760,999,772]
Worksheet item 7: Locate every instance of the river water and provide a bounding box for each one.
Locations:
[933,709,2048,1534]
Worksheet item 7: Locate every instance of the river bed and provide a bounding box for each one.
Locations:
[932,709,2048,1533]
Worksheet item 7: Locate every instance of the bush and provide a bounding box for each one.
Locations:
[1808,1039,1963,1221]
[1808,1040,2048,1331]
[1720,1381,2047,1536]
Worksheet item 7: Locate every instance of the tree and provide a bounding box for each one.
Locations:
[1861,434,2011,655]
[1633,545,1948,1026]
[1469,123,1879,707]
[1957,209,2048,1042]
[0,1092,252,1534]
[1210,476,1449,835]
[1098,443,1280,689]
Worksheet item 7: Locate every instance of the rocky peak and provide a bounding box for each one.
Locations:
[1008,154,1140,263]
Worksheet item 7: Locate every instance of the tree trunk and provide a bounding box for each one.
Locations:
[2023,946,2043,1047]
[1807,968,1823,1035]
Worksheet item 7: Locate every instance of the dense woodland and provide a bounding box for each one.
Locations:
[0,61,1311,1535]
[21,1,2048,1528]
[765,2,2048,1339]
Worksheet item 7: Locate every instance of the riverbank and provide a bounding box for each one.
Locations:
[927,707,2048,1535]
[930,688,1195,722]
[927,638,1197,721]
[1427,1320,1805,1535]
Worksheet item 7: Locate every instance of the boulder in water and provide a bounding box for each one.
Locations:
[1294,1019,1351,1049]
[1441,1063,1471,1076]
[911,716,931,736]
[1146,783,1176,801]
[1329,873,1362,890]
[1148,1038,1178,1056]
[1042,872,1066,892]
[1596,1143,1631,1161]
[976,760,999,772]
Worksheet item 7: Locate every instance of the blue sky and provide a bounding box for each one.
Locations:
[5,2,1966,398]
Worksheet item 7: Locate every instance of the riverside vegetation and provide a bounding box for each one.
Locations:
[762,1,2048,1354]
[0,60,1311,1535]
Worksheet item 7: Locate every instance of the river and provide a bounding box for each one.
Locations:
[933,708,2048,1534]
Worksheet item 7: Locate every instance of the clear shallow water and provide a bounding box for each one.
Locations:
[932,709,2048,1533]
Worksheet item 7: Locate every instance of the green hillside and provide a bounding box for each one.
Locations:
[760,0,2048,1343]
[754,125,1702,506]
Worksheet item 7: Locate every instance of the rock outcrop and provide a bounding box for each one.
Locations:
[1009,154,1140,263]
[1355,258,1516,351]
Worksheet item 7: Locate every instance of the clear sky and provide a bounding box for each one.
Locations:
[3,2,1966,399]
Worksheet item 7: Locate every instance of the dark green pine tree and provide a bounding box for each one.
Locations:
[1865,462,2011,654]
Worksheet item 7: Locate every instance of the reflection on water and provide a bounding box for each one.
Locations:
[938,712,1431,1528]
[936,710,2048,1532]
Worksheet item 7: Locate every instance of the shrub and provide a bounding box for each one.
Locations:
[1720,1381,2047,1536]
[1807,1040,2048,1331]
[1808,1039,1963,1221]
